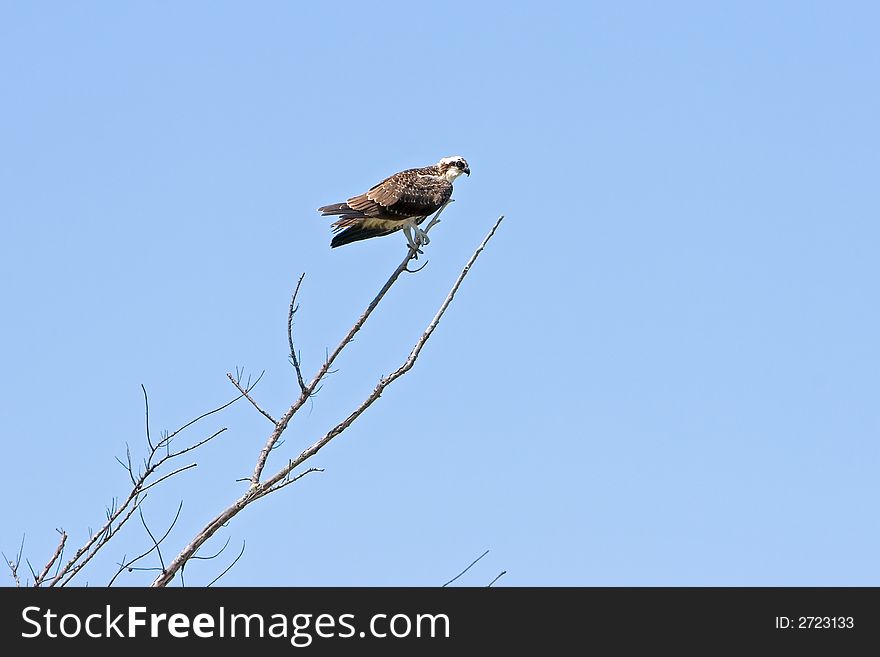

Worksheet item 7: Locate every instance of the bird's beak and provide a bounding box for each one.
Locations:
[464,167,470,176]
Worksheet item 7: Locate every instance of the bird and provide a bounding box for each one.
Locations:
[318,156,470,250]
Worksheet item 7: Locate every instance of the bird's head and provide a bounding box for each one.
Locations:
[437,156,470,182]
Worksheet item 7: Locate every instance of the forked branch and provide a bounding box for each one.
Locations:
[39,386,251,586]
[150,214,504,587]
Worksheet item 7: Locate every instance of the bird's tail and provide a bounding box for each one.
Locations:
[318,202,361,217]
[331,225,399,248]
[319,202,399,248]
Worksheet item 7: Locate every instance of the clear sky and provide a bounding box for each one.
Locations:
[2,1,879,586]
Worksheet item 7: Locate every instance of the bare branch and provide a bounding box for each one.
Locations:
[488,571,507,587]
[190,536,232,561]
[50,396,233,586]
[139,506,164,573]
[249,204,462,487]
[109,549,148,587]
[250,247,410,482]
[109,550,156,586]
[106,501,183,586]
[25,559,38,584]
[159,384,252,447]
[159,427,227,463]
[34,530,67,586]
[443,549,490,587]
[58,495,145,586]
[140,463,198,494]
[151,215,504,587]
[122,443,136,486]
[156,502,184,549]
[288,273,308,393]
[142,384,153,451]
[259,216,506,490]
[253,467,324,500]
[227,372,277,425]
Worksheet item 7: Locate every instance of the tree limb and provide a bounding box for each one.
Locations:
[34,530,67,586]
[249,201,457,486]
[151,214,504,587]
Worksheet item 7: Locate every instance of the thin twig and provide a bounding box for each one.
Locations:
[159,427,227,462]
[443,549,490,587]
[190,537,232,561]
[107,501,183,586]
[139,506,164,573]
[161,381,257,446]
[140,463,199,494]
[109,556,165,586]
[119,444,136,487]
[109,542,154,587]
[288,273,307,393]
[142,385,153,451]
[58,496,145,586]
[405,259,430,274]
[487,571,507,587]
[253,467,324,500]
[227,372,277,425]
[207,541,246,587]
[25,559,38,584]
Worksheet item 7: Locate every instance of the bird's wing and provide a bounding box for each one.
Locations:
[347,170,452,218]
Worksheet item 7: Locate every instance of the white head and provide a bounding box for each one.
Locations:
[437,155,470,182]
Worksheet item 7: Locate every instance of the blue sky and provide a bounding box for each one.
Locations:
[2,1,879,586]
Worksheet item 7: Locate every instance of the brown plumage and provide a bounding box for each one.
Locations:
[318,156,470,248]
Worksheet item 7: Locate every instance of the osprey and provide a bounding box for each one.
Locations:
[318,156,470,249]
